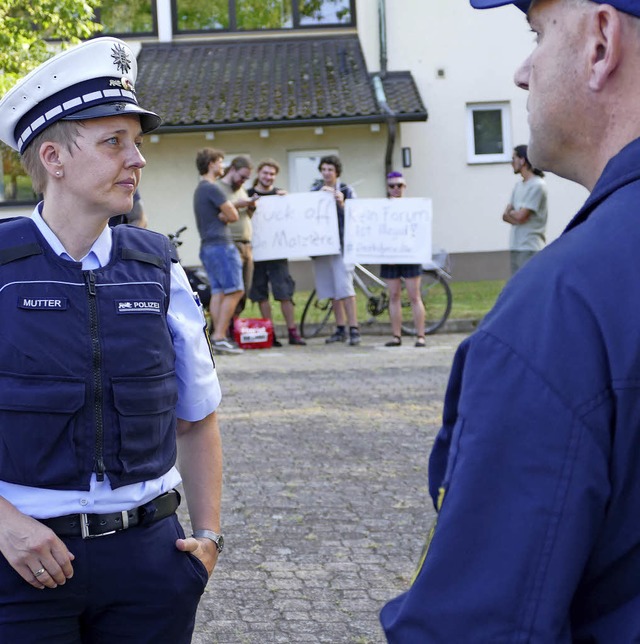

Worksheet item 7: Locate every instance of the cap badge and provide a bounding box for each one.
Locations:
[111,43,132,75]
[121,77,135,92]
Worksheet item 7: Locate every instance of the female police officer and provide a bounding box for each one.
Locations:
[0,38,223,642]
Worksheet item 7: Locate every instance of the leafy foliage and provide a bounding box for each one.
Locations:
[0,0,101,194]
[97,0,154,34]
[0,0,102,95]
[175,0,351,31]
[236,0,290,30]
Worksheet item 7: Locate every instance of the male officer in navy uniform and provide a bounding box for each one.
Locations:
[0,38,223,642]
[382,0,640,641]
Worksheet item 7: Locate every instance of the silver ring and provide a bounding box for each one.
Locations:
[33,567,46,578]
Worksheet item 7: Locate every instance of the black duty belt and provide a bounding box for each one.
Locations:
[39,489,180,539]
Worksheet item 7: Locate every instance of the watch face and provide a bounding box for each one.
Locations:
[216,534,224,552]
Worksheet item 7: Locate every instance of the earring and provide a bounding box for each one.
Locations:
[55,171,61,176]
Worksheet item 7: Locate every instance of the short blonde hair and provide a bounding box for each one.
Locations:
[20,120,83,194]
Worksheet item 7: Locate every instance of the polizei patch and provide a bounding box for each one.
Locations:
[116,299,162,314]
[19,297,67,310]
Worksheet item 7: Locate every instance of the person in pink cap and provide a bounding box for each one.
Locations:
[381,171,426,348]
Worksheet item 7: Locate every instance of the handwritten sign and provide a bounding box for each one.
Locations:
[251,192,341,261]
[343,198,432,265]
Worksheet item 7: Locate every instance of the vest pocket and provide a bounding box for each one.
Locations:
[112,371,178,478]
[0,372,85,487]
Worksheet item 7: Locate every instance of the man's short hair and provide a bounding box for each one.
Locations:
[229,155,253,171]
[195,148,225,175]
[21,120,83,195]
[257,158,280,174]
[318,154,342,177]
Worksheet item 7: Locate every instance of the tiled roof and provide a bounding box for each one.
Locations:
[378,72,426,117]
[135,36,427,131]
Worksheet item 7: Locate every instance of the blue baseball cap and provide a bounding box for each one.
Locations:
[471,0,529,9]
[470,0,640,17]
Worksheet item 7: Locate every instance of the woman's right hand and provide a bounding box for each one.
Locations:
[0,499,75,589]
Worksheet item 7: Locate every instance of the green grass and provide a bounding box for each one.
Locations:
[449,279,506,320]
[241,279,507,326]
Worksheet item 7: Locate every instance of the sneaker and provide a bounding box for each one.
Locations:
[211,338,244,354]
[288,329,307,346]
[349,329,361,346]
[325,330,347,344]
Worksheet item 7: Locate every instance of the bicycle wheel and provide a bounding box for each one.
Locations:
[400,271,452,336]
[300,290,333,338]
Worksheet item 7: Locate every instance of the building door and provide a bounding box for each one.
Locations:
[288,149,339,193]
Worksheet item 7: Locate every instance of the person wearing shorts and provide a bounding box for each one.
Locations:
[381,172,426,348]
[310,155,360,346]
[193,148,244,354]
[248,159,306,346]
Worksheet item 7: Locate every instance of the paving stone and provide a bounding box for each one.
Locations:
[182,333,467,642]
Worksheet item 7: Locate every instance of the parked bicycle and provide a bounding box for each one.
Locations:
[300,260,453,339]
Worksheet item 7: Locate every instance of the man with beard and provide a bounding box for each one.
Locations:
[503,144,548,275]
[381,0,640,641]
[247,159,306,346]
[218,155,256,322]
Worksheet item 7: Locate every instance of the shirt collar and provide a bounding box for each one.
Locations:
[30,203,113,269]
[564,137,640,234]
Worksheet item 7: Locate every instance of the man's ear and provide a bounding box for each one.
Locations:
[589,5,622,91]
[39,141,64,179]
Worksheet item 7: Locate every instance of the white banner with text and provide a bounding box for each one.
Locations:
[343,198,433,265]
[251,191,341,261]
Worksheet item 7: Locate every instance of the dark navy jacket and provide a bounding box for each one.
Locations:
[0,218,177,491]
[381,138,640,642]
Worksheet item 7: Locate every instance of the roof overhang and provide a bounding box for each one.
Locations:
[135,36,428,131]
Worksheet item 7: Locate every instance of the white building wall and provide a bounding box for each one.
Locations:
[356,0,588,255]
[140,126,389,266]
[3,2,592,273]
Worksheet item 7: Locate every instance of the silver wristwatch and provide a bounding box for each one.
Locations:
[192,529,224,553]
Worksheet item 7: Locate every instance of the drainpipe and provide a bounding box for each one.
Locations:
[375,0,396,177]
[372,75,397,177]
[379,0,388,77]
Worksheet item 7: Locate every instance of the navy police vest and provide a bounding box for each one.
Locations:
[0,217,178,491]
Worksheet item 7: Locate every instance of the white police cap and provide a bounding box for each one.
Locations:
[0,37,161,154]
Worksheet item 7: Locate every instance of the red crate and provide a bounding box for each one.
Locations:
[233,318,274,350]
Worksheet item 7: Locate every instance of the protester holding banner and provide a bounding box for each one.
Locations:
[310,155,361,346]
[381,172,426,348]
[248,159,306,346]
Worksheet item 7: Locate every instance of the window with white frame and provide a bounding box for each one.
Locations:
[466,102,512,164]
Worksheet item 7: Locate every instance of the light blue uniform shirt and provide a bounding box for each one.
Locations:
[0,208,221,518]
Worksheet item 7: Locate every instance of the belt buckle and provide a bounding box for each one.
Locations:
[80,511,129,539]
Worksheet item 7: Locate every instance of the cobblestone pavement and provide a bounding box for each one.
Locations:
[182,331,469,644]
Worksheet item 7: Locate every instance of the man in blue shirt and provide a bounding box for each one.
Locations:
[381,1,640,641]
